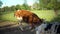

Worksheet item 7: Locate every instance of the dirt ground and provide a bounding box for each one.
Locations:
[0,21,36,34]
[0,26,35,34]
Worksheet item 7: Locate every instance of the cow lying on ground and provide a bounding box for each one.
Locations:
[14,10,43,31]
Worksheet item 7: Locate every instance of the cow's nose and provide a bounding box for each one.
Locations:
[16,16,23,21]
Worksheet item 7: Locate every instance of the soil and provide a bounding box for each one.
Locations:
[0,21,36,34]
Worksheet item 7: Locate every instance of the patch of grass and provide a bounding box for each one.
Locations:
[31,10,55,21]
[0,11,17,22]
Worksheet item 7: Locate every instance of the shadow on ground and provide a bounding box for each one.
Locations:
[0,26,35,34]
[0,21,35,34]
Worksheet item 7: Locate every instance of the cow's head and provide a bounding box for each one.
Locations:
[14,10,23,22]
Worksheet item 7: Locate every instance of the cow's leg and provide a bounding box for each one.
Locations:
[28,16,35,30]
[17,16,25,31]
[19,23,24,31]
[28,23,35,32]
[36,30,40,34]
[18,20,24,31]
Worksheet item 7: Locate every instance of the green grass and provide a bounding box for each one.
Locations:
[0,10,56,22]
[31,10,55,21]
[0,11,18,22]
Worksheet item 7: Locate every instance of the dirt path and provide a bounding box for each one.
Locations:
[0,21,35,34]
[0,26,35,34]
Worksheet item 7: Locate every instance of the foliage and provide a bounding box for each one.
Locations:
[3,6,10,11]
[0,4,31,12]
[15,5,21,10]
[39,0,60,10]
[0,0,3,7]
[10,6,16,11]
[32,2,40,10]
[38,0,60,15]
[21,0,30,10]
[22,3,30,10]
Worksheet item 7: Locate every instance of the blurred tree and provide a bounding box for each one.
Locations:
[15,4,21,10]
[32,2,39,10]
[39,0,60,15]
[22,0,30,10]
[0,8,4,12]
[3,6,9,11]
[39,0,48,9]
[10,5,16,11]
[0,8,2,12]
[0,0,3,7]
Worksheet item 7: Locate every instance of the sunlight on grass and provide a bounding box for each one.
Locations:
[31,10,55,21]
[0,12,17,22]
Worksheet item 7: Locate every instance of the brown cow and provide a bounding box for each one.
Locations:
[14,10,43,31]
